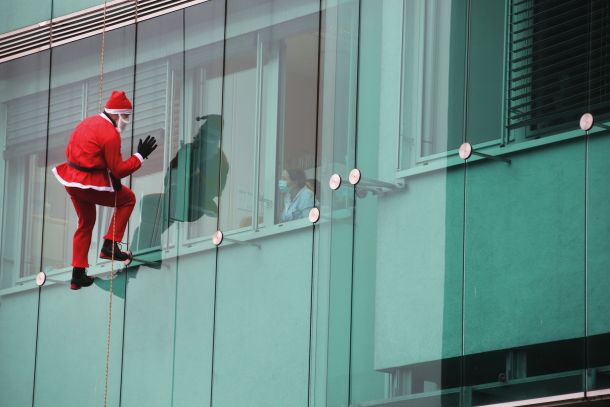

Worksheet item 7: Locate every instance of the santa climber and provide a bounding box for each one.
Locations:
[52,90,157,290]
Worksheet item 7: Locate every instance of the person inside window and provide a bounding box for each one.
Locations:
[278,168,314,222]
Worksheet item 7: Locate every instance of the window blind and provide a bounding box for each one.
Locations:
[508,0,610,137]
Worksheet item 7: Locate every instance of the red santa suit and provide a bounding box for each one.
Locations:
[53,90,144,268]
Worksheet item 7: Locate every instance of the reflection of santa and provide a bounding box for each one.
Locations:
[52,90,157,290]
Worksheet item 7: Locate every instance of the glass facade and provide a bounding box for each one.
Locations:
[1,1,610,406]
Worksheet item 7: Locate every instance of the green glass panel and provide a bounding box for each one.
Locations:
[586,116,610,393]
[212,1,320,405]
[0,290,39,406]
[120,10,183,406]
[465,0,506,147]
[585,0,610,394]
[128,10,184,258]
[0,51,50,285]
[399,0,468,170]
[0,1,51,34]
[33,277,126,406]
[309,1,360,406]
[314,0,360,406]
[170,2,225,405]
[350,1,466,406]
[120,261,177,406]
[464,140,586,404]
[171,251,217,406]
[0,48,49,407]
[506,0,607,143]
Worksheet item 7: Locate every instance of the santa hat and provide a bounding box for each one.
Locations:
[104,90,132,114]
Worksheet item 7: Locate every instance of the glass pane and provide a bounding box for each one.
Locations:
[33,276,127,406]
[310,0,360,406]
[0,0,51,34]
[464,139,585,405]
[0,50,50,407]
[120,260,178,406]
[465,0,506,147]
[182,0,227,243]
[399,0,468,170]
[128,10,183,257]
[212,1,320,406]
[586,0,610,392]
[507,0,605,143]
[587,123,610,395]
[349,1,465,406]
[171,2,225,405]
[120,10,184,406]
[0,289,39,406]
[0,52,50,285]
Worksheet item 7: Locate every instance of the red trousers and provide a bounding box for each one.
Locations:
[66,186,136,268]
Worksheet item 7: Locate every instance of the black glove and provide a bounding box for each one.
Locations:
[137,135,158,159]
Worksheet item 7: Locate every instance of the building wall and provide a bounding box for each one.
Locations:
[1,1,610,406]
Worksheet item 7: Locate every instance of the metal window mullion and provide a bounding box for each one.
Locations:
[10,160,26,280]
[263,41,280,228]
[252,33,264,231]
[162,60,173,250]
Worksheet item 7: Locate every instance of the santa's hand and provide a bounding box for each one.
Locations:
[137,135,158,159]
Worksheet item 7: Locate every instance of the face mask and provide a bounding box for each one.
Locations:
[278,179,288,193]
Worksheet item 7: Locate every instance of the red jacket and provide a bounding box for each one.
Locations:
[52,114,143,191]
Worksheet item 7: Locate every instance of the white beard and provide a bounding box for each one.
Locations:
[118,118,128,133]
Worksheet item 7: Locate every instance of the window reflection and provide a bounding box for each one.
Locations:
[0,3,322,284]
[220,12,320,231]
[133,115,228,251]
[0,53,50,287]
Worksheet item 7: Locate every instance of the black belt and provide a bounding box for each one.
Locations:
[67,161,106,173]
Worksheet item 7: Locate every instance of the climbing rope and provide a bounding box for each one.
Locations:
[98,2,114,407]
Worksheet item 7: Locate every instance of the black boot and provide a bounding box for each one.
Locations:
[70,267,95,290]
[100,239,133,265]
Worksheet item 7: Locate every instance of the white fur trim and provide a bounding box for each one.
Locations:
[52,167,115,192]
[134,153,144,163]
[105,108,132,114]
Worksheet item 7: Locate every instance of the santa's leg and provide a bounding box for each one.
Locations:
[100,186,136,264]
[66,188,97,289]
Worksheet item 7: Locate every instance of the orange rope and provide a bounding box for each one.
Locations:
[99,2,113,407]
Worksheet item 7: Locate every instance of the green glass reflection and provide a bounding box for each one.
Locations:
[170,2,226,405]
[399,0,468,170]
[0,51,50,286]
[33,277,127,406]
[120,260,178,406]
[0,290,39,406]
[213,1,320,406]
[0,0,51,34]
[0,43,49,407]
[129,10,184,256]
[351,1,466,406]
[464,141,586,404]
[586,117,610,393]
[465,0,506,147]
[171,251,217,405]
[312,0,361,406]
[507,1,608,143]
